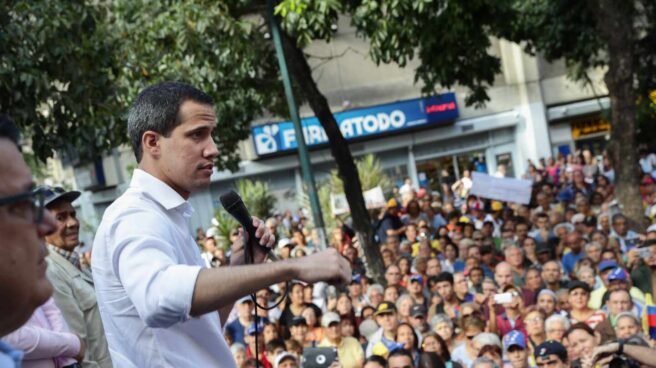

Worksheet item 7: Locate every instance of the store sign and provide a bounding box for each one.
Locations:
[571,116,610,139]
[251,93,459,156]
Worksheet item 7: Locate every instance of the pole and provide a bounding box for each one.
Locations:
[267,0,327,250]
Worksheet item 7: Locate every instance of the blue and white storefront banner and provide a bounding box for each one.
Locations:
[251,93,459,156]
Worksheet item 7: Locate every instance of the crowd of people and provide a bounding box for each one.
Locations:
[194,148,656,368]
[4,83,656,368]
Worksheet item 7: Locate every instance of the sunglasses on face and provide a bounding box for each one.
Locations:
[0,186,46,224]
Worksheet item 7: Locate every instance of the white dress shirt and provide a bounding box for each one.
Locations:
[91,169,234,368]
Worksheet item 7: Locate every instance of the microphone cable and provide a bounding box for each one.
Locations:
[243,232,289,368]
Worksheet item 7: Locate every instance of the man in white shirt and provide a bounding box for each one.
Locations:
[92,82,350,368]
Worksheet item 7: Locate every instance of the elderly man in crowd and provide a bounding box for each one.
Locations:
[43,187,112,367]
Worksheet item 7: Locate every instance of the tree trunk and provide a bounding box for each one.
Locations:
[279,31,386,284]
[594,1,645,230]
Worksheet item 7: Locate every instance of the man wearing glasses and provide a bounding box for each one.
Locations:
[42,186,112,367]
[0,116,57,366]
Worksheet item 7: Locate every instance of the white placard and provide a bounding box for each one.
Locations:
[469,172,533,205]
[330,186,387,216]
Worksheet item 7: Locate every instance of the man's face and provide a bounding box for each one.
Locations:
[566,233,582,253]
[454,274,468,294]
[426,258,441,276]
[536,216,549,229]
[586,246,601,264]
[516,224,529,240]
[495,266,513,288]
[536,355,566,368]
[613,217,628,236]
[542,262,561,284]
[376,312,398,333]
[45,201,80,251]
[506,247,523,268]
[470,269,484,285]
[237,301,253,319]
[290,324,308,341]
[607,291,631,316]
[507,346,528,368]
[385,265,401,286]
[152,101,219,198]
[0,140,56,335]
[325,322,341,341]
[388,355,413,368]
[409,279,423,295]
[405,225,417,241]
[436,281,454,300]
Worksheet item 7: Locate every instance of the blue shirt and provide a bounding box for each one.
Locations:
[562,251,584,275]
[225,318,247,345]
[0,341,22,368]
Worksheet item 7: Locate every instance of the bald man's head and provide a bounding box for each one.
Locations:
[495,262,513,288]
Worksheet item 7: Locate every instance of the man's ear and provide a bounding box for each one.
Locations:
[142,131,161,158]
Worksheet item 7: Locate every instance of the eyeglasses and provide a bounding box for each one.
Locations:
[0,187,46,224]
[466,335,477,340]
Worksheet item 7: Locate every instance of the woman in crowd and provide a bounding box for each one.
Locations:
[431,314,458,352]
[563,323,600,362]
[398,257,412,287]
[567,282,605,329]
[396,294,415,324]
[442,242,465,274]
[545,314,570,342]
[451,315,486,368]
[280,282,309,331]
[396,322,421,365]
[614,312,641,339]
[522,237,540,266]
[302,306,323,344]
[421,332,463,368]
[523,306,547,357]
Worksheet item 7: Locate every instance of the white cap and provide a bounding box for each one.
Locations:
[275,352,298,368]
[321,312,341,328]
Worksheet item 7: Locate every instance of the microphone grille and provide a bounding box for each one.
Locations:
[219,190,242,210]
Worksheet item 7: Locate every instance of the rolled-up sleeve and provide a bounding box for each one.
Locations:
[110,210,202,328]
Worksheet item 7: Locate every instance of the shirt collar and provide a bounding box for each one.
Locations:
[131,169,190,212]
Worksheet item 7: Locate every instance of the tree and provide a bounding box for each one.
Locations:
[508,0,656,228]
[236,178,277,219]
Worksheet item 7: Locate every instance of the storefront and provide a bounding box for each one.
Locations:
[548,97,611,158]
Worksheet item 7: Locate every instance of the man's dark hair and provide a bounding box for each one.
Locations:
[388,347,414,362]
[419,351,445,368]
[364,355,388,367]
[127,81,214,162]
[612,214,627,224]
[435,272,454,285]
[0,115,20,148]
[265,338,285,353]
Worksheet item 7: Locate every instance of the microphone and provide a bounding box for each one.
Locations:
[219,190,277,261]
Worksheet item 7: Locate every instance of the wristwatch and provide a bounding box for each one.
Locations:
[617,338,625,355]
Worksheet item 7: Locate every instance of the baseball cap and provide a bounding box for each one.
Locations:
[43,186,81,208]
[567,280,591,294]
[321,312,341,328]
[274,352,297,368]
[583,216,597,227]
[387,198,398,208]
[571,213,585,225]
[236,295,253,305]
[277,238,292,248]
[411,304,427,318]
[359,319,379,341]
[374,301,397,316]
[290,316,307,327]
[598,260,618,272]
[607,267,628,282]
[534,340,567,362]
[536,242,551,255]
[503,330,527,351]
[410,274,424,285]
[247,322,264,335]
[351,274,362,284]
[491,201,503,212]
